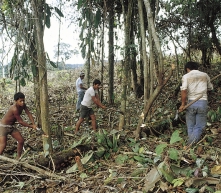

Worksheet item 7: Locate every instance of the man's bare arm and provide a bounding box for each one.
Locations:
[80,83,87,90]
[179,90,187,112]
[13,107,37,129]
[24,106,37,129]
[92,96,106,109]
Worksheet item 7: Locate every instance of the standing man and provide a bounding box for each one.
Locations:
[75,79,106,134]
[0,92,37,159]
[179,61,213,145]
[76,72,87,112]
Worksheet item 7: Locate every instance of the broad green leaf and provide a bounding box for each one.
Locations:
[160,165,174,183]
[139,146,144,154]
[20,78,26,86]
[66,152,93,174]
[115,154,128,165]
[185,188,199,193]
[31,65,37,77]
[155,143,167,155]
[71,136,88,148]
[117,178,124,183]
[171,165,193,177]
[132,143,140,153]
[134,156,146,164]
[170,130,182,144]
[45,14,51,28]
[169,148,178,161]
[81,151,94,164]
[94,9,101,28]
[104,152,110,159]
[80,173,88,179]
[54,7,64,17]
[50,61,57,68]
[45,3,51,17]
[172,178,185,187]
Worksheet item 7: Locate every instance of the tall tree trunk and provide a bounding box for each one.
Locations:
[87,26,91,87]
[144,0,163,84]
[30,35,41,127]
[134,0,174,139]
[108,0,115,104]
[210,23,221,55]
[138,0,149,104]
[100,19,105,102]
[119,0,133,130]
[130,16,138,97]
[31,0,52,152]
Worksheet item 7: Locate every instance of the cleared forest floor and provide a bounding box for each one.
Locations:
[0,66,221,193]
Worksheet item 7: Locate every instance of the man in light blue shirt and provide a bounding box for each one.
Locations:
[75,72,87,112]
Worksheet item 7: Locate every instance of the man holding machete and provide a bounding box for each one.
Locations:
[75,79,106,134]
[0,92,37,159]
[179,61,213,145]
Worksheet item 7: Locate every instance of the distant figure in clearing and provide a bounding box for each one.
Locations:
[0,92,37,159]
[75,72,87,112]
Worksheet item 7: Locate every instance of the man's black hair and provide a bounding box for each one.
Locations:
[14,92,25,101]
[185,61,199,72]
[93,79,101,85]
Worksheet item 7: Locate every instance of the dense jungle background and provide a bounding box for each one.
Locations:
[1,0,221,192]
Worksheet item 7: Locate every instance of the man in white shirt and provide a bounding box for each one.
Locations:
[75,72,87,112]
[75,79,106,134]
[179,61,213,145]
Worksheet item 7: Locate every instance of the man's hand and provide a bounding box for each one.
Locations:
[179,105,185,112]
[31,124,37,130]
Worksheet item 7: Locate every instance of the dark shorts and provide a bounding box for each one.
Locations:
[80,105,94,118]
[0,124,19,136]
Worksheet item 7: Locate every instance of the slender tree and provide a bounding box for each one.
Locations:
[31,0,52,152]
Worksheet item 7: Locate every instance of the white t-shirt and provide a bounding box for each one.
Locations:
[81,86,98,108]
[180,70,213,100]
[76,77,84,93]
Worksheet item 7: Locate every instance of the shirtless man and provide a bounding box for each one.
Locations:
[0,92,37,159]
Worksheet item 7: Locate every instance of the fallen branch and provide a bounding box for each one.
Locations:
[0,155,65,180]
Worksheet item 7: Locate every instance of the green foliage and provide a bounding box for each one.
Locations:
[185,188,199,193]
[54,7,64,17]
[127,138,153,164]
[169,148,179,161]
[172,178,185,187]
[155,143,168,155]
[170,130,182,144]
[95,129,120,159]
[45,3,51,28]
[115,154,128,164]
[155,130,184,163]
[159,164,175,183]
[207,107,221,122]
